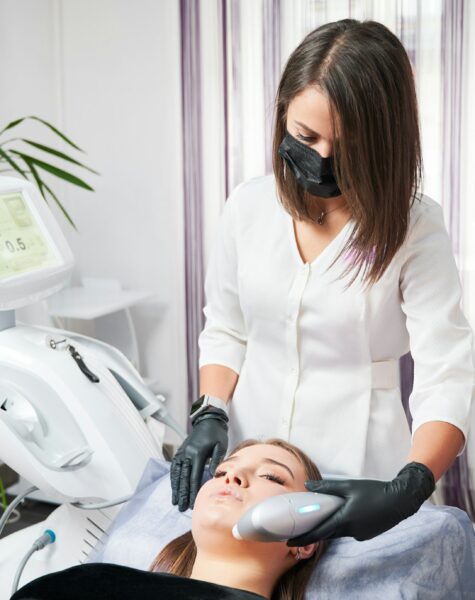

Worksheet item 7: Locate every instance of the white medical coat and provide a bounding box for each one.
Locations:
[198,174,474,479]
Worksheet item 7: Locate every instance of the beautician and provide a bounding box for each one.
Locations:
[170,18,474,544]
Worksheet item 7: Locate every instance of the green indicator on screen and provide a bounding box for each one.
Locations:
[0,192,59,280]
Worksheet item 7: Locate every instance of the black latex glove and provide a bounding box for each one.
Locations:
[288,461,435,545]
[170,407,228,512]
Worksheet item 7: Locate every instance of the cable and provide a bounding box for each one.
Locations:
[152,410,187,441]
[11,546,35,595]
[11,529,56,595]
[71,493,132,510]
[0,485,38,538]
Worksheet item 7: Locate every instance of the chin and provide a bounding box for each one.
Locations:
[191,513,239,547]
[192,499,245,533]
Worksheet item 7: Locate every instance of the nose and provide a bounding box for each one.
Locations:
[312,139,333,158]
[224,466,248,487]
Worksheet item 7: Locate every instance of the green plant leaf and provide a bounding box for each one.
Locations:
[0,147,27,177]
[23,157,77,230]
[0,136,23,147]
[0,116,83,152]
[0,478,8,511]
[24,159,49,204]
[0,118,25,134]
[22,139,99,174]
[42,182,77,230]
[10,151,94,191]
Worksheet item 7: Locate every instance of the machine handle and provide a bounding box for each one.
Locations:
[68,345,100,383]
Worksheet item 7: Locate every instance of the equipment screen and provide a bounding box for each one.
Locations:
[0,192,60,281]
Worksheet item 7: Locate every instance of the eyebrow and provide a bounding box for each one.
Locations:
[219,454,295,480]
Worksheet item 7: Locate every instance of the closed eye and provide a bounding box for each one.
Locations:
[213,470,285,485]
[261,473,285,485]
[296,133,316,143]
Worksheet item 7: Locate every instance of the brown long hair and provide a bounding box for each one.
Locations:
[150,438,329,600]
[273,19,423,290]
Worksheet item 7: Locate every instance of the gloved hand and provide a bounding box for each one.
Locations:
[287,461,435,545]
[170,407,228,512]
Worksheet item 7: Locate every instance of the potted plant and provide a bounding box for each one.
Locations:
[0,116,98,229]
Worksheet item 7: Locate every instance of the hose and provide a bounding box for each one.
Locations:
[0,485,38,538]
[11,530,56,595]
[71,493,132,510]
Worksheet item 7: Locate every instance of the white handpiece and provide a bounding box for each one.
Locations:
[232,491,345,542]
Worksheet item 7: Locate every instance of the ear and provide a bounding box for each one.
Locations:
[299,542,319,560]
[288,542,319,561]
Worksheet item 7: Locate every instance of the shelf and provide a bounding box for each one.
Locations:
[47,286,155,320]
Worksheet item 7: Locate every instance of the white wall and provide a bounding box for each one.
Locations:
[0,0,187,446]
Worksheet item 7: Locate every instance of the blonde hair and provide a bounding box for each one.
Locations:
[150,438,329,600]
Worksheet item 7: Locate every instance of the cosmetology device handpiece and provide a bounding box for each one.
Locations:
[232,491,345,542]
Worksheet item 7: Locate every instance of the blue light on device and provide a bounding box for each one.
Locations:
[298,504,321,514]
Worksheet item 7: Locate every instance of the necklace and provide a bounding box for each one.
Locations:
[315,203,347,226]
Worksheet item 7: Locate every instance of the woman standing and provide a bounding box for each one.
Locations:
[171,19,474,544]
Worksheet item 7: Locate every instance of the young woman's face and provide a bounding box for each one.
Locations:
[191,443,310,555]
[285,86,335,158]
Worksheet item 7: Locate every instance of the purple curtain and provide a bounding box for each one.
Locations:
[221,0,230,199]
[439,0,474,519]
[180,0,205,433]
[263,0,282,175]
[223,0,243,196]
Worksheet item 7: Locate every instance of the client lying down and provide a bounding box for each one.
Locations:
[11,438,329,600]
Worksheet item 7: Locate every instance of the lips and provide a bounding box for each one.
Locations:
[210,485,243,501]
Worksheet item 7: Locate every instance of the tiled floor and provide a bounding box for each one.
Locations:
[0,495,56,539]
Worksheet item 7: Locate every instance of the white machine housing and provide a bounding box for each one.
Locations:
[0,325,166,503]
[0,176,180,597]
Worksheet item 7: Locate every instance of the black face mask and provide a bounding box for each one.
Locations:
[278,130,342,198]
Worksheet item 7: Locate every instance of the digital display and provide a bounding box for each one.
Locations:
[0,192,60,281]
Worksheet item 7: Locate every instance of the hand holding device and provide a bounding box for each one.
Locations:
[287,461,435,545]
